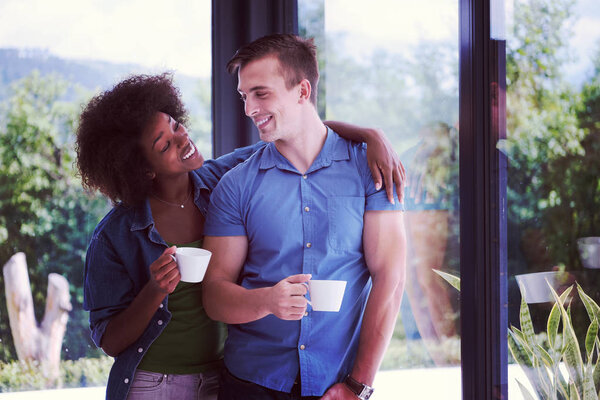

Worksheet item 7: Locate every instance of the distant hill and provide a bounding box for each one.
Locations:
[0,48,209,117]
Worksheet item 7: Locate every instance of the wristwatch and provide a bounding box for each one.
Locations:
[344,375,374,400]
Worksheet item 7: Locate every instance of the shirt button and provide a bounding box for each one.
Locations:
[137,347,143,353]
[157,320,163,325]
[159,304,164,309]
[306,243,312,248]
[300,344,306,350]
[124,378,129,384]
[302,175,308,179]
[304,206,310,212]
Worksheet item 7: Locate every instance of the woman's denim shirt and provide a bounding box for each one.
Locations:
[83,143,264,400]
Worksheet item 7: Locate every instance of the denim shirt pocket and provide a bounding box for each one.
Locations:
[327,196,365,253]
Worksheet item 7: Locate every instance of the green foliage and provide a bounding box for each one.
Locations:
[0,356,111,392]
[433,269,461,291]
[0,71,110,361]
[436,271,600,399]
[504,0,600,272]
[508,284,600,400]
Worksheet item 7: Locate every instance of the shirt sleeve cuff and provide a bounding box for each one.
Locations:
[90,318,110,349]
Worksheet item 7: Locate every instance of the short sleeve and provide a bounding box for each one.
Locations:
[204,171,248,237]
[354,143,405,212]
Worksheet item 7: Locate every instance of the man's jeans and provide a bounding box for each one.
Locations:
[126,369,219,400]
[218,368,321,400]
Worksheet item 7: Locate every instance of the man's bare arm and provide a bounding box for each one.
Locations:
[202,235,311,324]
[322,210,406,399]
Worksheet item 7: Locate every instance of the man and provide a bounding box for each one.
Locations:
[202,34,406,400]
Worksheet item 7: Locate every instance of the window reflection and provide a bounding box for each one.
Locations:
[506,0,600,396]
[300,0,461,397]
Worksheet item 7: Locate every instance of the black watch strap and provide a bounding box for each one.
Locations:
[344,375,374,400]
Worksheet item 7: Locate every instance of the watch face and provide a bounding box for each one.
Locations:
[359,386,374,400]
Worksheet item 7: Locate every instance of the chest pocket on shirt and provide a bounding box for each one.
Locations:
[327,196,365,253]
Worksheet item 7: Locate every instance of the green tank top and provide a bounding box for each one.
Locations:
[137,239,227,374]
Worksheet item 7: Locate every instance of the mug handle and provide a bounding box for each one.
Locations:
[301,282,312,306]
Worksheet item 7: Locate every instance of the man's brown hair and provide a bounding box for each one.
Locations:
[227,33,320,105]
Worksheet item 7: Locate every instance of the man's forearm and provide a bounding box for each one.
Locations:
[203,280,271,324]
[350,271,405,385]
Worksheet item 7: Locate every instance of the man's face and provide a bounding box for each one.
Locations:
[237,55,302,143]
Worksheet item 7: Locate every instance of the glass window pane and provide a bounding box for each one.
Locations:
[505,0,600,397]
[299,1,460,398]
[0,0,211,392]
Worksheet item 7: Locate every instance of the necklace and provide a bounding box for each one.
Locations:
[152,187,192,209]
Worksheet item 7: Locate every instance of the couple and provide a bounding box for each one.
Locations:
[78,34,406,400]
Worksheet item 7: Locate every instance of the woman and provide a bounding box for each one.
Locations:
[76,73,403,400]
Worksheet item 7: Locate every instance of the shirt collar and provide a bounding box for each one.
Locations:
[130,171,210,232]
[259,127,349,173]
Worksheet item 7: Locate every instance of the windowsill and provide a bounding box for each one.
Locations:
[0,365,534,399]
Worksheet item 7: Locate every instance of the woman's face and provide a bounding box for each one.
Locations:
[140,111,204,180]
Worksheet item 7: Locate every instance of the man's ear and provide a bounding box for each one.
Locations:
[298,79,312,103]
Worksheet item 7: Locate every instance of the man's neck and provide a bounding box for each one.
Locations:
[274,108,327,174]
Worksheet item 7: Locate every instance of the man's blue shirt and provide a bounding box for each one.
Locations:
[204,128,402,396]
[82,142,264,400]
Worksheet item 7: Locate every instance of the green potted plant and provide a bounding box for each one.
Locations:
[434,270,600,399]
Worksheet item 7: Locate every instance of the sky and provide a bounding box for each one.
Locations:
[0,0,212,77]
[0,0,598,84]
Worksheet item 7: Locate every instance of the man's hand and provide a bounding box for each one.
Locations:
[148,246,180,294]
[266,274,311,320]
[321,383,359,400]
[365,128,406,204]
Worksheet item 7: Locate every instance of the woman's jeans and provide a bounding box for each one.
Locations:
[126,369,219,400]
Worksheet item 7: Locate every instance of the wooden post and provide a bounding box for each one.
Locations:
[2,252,72,386]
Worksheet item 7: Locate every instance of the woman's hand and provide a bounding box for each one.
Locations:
[148,246,180,294]
[365,128,406,204]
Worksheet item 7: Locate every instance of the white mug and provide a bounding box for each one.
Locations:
[306,280,347,312]
[174,247,212,283]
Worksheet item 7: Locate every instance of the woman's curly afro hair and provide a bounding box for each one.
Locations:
[76,73,188,206]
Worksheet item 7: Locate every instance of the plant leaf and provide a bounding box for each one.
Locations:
[594,338,600,395]
[511,326,535,356]
[509,330,550,397]
[520,295,537,349]
[432,269,460,291]
[570,381,582,400]
[509,329,533,367]
[516,379,537,400]
[536,344,555,368]
[583,351,599,400]
[585,319,599,360]
[549,285,585,392]
[548,285,574,350]
[578,283,600,323]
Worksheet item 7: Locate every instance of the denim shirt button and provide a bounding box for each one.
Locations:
[158,320,163,325]
[137,347,143,353]
[159,303,164,308]
[124,378,129,384]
